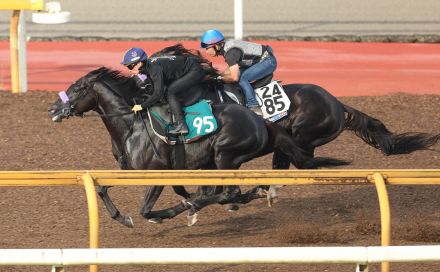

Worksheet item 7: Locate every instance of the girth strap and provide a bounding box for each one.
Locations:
[174,136,186,169]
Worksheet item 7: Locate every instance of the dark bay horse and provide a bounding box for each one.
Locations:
[48,67,327,227]
[156,44,440,170]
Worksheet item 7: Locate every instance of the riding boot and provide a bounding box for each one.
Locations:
[168,96,189,135]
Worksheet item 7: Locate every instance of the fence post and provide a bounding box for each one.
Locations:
[18,10,28,93]
[372,173,391,272]
[81,173,99,272]
[9,10,21,93]
[234,0,243,39]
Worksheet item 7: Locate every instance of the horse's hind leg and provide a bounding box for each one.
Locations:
[220,148,291,208]
[263,149,292,206]
[140,186,168,223]
[138,186,226,222]
[227,185,267,205]
[97,186,134,228]
[142,201,191,221]
[272,147,291,170]
[185,185,242,226]
[172,186,193,199]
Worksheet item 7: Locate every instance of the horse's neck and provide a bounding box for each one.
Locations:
[94,83,137,145]
[92,80,171,169]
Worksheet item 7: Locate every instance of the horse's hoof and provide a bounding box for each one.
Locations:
[224,204,240,212]
[256,187,267,197]
[187,213,198,226]
[148,217,163,224]
[266,185,283,207]
[267,196,278,207]
[123,216,134,228]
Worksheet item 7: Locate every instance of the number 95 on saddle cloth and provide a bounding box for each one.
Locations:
[255,81,291,122]
[183,100,218,141]
[148,100,218,144]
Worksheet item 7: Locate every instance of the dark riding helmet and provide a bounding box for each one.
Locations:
[201,29,225,48]
[121,47,148,66]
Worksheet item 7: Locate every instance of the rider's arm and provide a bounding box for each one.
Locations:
[220,64,240,83]
[220,48,242,83]
[140,64,164,109]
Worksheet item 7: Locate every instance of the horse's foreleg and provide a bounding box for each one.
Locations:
[96,186,134,228]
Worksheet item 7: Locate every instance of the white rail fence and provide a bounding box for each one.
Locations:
[1,246,440,271]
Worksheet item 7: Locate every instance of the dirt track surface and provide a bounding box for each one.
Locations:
[0,91,440,271]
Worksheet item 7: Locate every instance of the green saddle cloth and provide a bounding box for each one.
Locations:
[180,100,218,142]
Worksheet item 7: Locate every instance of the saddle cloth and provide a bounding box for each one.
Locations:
[147,100,218,145]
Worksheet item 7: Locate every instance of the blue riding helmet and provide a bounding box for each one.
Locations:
[121,47,148,66]
[201,29,225,48]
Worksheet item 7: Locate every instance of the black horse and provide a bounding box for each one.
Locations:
[148,44,440,203]
[48,67,329,227]
[155,44,440,167]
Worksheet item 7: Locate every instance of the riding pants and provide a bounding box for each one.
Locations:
[167,65,206,121]
[239,48,277,108]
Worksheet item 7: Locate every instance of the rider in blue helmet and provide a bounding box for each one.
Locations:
[201,29,225,49]
[201,29,277,116]
[121,47,149,89]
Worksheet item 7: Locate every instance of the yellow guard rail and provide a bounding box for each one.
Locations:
[1,169,440,272]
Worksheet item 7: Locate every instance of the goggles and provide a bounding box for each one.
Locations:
[126,62,138,70]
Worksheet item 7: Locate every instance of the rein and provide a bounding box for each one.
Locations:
[83,111,133,118]
[59,73,162,160]
[97,78,162,159]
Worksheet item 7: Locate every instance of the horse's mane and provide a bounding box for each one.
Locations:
[87,67,144,105]
[151,43,219,77]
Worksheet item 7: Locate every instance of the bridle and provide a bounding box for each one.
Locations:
[58,79,134,119]
[57,77,161,159]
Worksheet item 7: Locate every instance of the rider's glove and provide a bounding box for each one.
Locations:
[132,104,143,112]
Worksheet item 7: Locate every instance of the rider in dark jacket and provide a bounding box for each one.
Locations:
[122,48,206,135]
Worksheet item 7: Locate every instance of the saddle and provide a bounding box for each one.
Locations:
[252,73,273,88]
[147,100,218,145]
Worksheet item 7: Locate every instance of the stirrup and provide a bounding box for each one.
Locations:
[168,123,189,136]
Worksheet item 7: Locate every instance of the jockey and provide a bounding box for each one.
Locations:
[121,47,206,136]
[121,47,150,90]
[201,29,277,116]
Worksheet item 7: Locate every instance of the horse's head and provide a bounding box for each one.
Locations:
[48,70,99,122]
[48,67,142,123]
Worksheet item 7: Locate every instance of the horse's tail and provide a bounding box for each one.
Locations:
[343,104,440,155]
[268,122,350,169]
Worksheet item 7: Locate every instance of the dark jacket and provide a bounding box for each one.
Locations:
[139,55,196,108]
